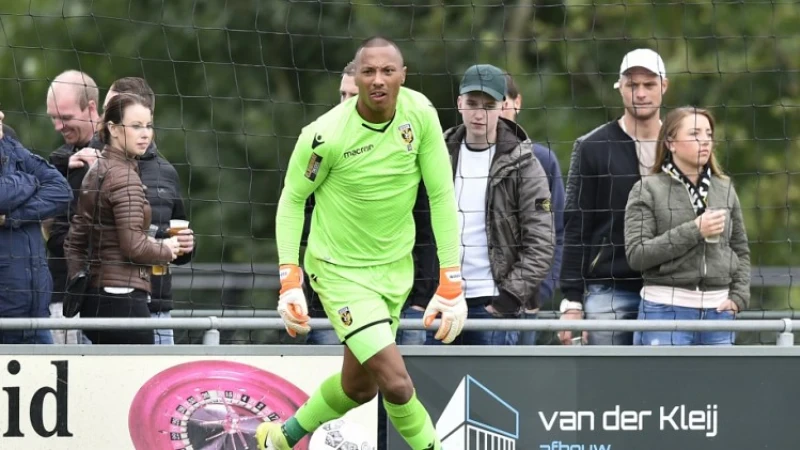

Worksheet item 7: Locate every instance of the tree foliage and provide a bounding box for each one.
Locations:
[0,0,795,312]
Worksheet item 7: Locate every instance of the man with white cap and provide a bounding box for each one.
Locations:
[558,48,669,346]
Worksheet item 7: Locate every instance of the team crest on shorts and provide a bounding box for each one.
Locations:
[398,123,414,152]
[338,307,353,327]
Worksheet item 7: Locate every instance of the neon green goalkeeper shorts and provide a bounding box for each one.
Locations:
[304,254,413,363]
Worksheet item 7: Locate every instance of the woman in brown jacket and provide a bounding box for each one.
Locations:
[65,93,180,344]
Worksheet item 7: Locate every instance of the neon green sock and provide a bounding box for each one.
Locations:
[283,372,359,447]
[383,391,441,450]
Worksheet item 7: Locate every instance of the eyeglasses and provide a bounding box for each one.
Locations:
[119,123,154,132]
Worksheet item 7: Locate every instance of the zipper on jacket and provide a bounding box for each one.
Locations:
[698,245,708,292]
[590,237,608,273]
[481,148,531,282]
[670,176,708,292]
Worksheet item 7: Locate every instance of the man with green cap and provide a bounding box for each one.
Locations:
[425,64,555,345]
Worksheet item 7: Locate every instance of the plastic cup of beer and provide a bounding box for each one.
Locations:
[169,220,190,255]
[169,220,189,235]
[704,208,727,244]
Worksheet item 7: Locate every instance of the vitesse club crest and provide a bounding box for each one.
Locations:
[398,123,414,152]
[338,307,353,327]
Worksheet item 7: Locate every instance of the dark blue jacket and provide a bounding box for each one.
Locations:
[532,143,565,303]
[0,136,72,317]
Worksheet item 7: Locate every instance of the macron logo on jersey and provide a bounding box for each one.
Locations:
[312,133,324,149]
[343,144,374,159]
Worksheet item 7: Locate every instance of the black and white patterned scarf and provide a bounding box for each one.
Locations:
[662,157,712,216]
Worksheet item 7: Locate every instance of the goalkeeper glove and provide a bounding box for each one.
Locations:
[423,267,467,344]
[278,264,311,337]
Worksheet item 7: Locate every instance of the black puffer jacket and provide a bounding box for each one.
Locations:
[137,144,193,312]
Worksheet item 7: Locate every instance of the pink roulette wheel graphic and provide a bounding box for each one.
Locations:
[129,360,310,450]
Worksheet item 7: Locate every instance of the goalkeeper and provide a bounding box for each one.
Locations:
[257,36,466,450]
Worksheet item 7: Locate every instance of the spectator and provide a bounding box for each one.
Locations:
[501,72,566,345]
[45,70,102,344]
[625,106,749,346]
[305,61,434,347]
[0,109,73,344]
[65,93,181,345]
[432,64,554,345]
[98,77,195,345]
[339,60,358,103]
[559,48,669,346]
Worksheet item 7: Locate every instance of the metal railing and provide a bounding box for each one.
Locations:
[3,264,790,347]
[169,309,800,320]
[0,317,795,346]
[169,264,798,290]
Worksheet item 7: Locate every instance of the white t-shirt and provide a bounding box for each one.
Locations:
[619,119,658,177]
[641,285,728,310]
[454,142,498,298]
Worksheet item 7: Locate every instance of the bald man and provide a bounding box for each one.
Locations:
[44,70,102,345]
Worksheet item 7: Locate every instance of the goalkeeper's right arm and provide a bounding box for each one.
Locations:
[415,102,460,268]
[275,125,331,336]
[275,126,331,266]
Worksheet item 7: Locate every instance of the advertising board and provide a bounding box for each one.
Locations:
[389,355,798,449]
[0,355,377,449]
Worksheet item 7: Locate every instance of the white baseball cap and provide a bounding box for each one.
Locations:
[613,48,667,89]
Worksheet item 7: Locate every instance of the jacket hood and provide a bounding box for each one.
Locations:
[498,117,531,144]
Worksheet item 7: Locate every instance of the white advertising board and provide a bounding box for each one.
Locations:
[0,355,377,449]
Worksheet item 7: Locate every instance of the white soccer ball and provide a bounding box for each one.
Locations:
[308,418,375,450]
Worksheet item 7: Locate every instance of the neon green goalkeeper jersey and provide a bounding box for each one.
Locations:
[276,87,460,268]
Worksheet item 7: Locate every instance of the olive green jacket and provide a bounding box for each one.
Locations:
[624,173,751,310]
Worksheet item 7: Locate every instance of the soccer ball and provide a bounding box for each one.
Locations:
[308,418,375,450]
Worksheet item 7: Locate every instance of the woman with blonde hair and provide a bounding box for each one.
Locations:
[624,106,750,346]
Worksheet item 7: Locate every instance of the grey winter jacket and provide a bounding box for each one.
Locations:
[444,118,554,314]
[624,173,751,311]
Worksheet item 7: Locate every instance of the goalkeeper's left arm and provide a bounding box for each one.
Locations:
[415,102,466,344]
[275,125,331,336]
